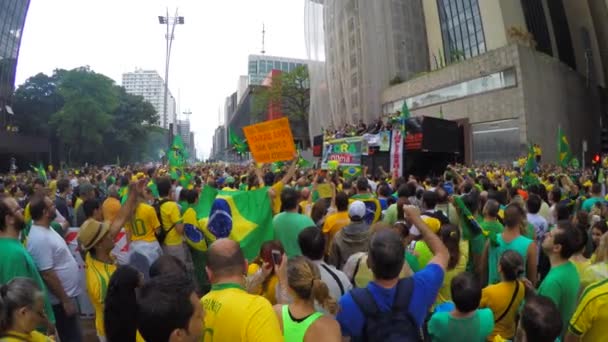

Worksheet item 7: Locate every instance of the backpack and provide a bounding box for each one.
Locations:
[350,278,422,342]
[153,198,175,244]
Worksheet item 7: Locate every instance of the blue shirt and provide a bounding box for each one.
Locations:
[336,263,444,337]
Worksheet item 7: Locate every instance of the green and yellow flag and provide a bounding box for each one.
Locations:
[229,128,248,155]
[31,163,47,183]
[193,186,274,261]
[558,127,572,168]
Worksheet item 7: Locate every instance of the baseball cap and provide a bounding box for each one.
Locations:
[78,219,110,251]
[349,201,366,220]
[225,176,235,184]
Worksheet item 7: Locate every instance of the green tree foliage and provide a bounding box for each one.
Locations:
[252,65,310,147]
[12,67,163,165]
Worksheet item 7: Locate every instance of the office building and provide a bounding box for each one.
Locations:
[1,0,30,124]
[122,69,176,131]
[304,0,429,139]
[381,0,607,164]
[248,54,308,86]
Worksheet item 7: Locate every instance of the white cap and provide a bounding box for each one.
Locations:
[349,200,366,219]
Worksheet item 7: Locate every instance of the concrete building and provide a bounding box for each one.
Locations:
[381,0,607,164]
[305,0,429,137]
[248,54,308,86]
[122,69,177,131]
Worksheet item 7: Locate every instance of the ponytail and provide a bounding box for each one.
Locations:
[311,278,338,315]
[104,266,140,342]
[439,224,461,270]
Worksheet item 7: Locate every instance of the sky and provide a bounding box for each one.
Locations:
[16,0,308,160]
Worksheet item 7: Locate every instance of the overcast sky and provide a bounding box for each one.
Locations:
[16,0,308,160]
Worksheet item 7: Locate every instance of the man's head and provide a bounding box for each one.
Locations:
[356,177,369,193]
[542,220,581,260]
[157,177,173,198]
[591,183,602,196]
[206,239,246,283]
[83,199,102,221]
[483,199,500,219]
[422,191,438,210]
[348,201,366,222]
[107,185,120,200]
[78,219,115,255]
[335,192,349,212]
[0,196,25,233]
[526,194,542,215]
[280,188,299,212]
[57,179,72,195]
[32,178,46,195]
[137,274,203,342]
[503,203,524,229]
[300,187,311,201]
[298,226,325,261]
[79,182,96,201]
[516,295,562,342]
[29,195,56,224]
[367,229,405,281]
[451,272,481,313]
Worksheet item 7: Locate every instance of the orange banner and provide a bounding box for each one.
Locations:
[242,117,296,164]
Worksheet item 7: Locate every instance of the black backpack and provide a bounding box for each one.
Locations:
[153,198,175,244]
[350,278,422,342]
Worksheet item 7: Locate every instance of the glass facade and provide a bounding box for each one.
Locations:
[383,68,517,114]
[247,55,307,85]
[0,0,30,113]
[437,0,485,62]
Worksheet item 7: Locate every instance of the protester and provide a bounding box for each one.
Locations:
[104,265,143,342]
[434,224,467,307]
[336,205,448,340]
[298,227,352,304]
[480,250,526,341]
[514,295,563,342]
[26,195,82,342]
[526,194,548,258]
[247,241,284,305]
[321,191,350,255]
[273,256,341,341]
[54,179,72,224]
[428,272,494,342]
[0,277,53,341]
[273,188,315,258]
[75,182,96,227]
[202,239,283,341]
[0,195,55,327]
[328,200,371,269]
[566,278,608,342]
[581,183,604,212]
[589,220,608,261]
[581,232,608,288]
[102,185,121,223]
[137,274,204,342]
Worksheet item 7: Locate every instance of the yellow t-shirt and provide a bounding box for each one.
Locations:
[480,280,525,341]
[0,330,52,342]
[322,211,350,252]
[271,181,285,215]
[247,264,279,305]
[102,197,121,224]
[571,258,592,279]
[84,253,117,338]
[24,203,31,223]
[48,180,57,197]
[201,283,283,342]
[126,203,161,243]
[569,279,608,342]
[74,197,83,212]
[160,201,183,246]
[435,242,468,307]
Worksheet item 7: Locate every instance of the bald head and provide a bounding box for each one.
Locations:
[301,187,311,200]
[107,185,120,199]
[207,239,245,278]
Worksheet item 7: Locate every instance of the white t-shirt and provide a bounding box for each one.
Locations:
[313,260,352,301]
[27,224,81,304]
[527,213,548,260]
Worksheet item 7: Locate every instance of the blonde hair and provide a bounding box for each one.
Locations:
[595,232,608,263]
[287,256,338,315]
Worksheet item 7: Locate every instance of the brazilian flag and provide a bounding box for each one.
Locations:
[193,186,274,261]
[342,166,362,179]
[349,194,382,225]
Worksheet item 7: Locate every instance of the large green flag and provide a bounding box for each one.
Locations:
[193,186,274,261]
[31,163,47,183]
[229,128,248,155]
[524,144,537,174]
[400,100,411,134]
[558,127,572,168]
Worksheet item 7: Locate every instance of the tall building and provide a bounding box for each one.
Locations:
[0,0,30,123]
[248,54,308,85]
[122,69,176,131]
[304,0,429,138]
[176,119,190,144]
[381,0,607,164]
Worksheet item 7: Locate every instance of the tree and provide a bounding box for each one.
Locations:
[252,65,311,147]
[12,72,64,137]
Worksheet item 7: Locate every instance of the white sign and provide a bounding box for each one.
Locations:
[390,130,403,178]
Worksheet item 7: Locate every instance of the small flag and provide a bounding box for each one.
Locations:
[558,127,572,168]
[400,100,411,135]
[229,128,248,155]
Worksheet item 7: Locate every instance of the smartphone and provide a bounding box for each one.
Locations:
[271,250,282,265]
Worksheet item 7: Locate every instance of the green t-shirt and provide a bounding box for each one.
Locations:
[272,212,315,258]
[487,235,533,286]
[382,203,398,225]
[538,261,580,338]
[582,197,603,212]
[0,238,56,324]
[428,308,494,342]
[351,193,374,200]
[405,251,420,273]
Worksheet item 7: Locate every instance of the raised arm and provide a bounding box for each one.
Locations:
[403,205,449,271]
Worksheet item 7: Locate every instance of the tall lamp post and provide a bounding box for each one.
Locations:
[158,9,184,147]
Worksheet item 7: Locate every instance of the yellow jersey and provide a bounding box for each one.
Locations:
[569,279,608,342]
[0,330,52,342]
[126,203,160,243]
[48,180,57,197]
[480,280,525,341]
[201,283,283,342]
[84,253,117,338]
[271,181,285,215]
[322,211,350,252]
[160,200,183,246]
[247,264,279,305]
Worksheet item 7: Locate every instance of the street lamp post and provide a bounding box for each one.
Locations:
[158,9,184,146]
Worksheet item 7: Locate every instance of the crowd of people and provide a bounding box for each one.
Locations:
[1,158,608,341]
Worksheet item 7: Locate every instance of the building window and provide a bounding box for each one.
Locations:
[437,0,486,63]
[546,0,576,70]
[520,0,552,56]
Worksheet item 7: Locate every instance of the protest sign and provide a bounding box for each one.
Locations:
[321,137,363,168]
[243,117,296,164]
